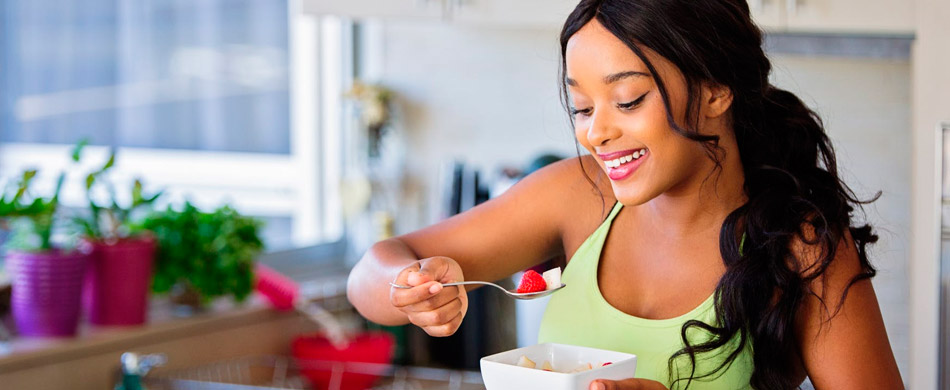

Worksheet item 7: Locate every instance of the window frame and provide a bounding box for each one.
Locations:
[0,5,354,263]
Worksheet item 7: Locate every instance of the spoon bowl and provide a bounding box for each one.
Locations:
[389,281,565,300]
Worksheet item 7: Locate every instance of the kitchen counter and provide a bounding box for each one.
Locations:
[0,268,356,390]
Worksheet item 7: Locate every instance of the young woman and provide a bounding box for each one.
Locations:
[346,0,904,388]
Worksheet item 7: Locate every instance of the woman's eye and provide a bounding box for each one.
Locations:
[571,107,592,117]
[617,92,649,110]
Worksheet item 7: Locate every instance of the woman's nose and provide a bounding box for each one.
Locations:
[586,110,621,147]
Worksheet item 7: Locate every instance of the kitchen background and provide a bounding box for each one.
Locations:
[0,0,947,389]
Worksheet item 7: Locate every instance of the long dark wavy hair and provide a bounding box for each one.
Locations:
[559,1,879,388]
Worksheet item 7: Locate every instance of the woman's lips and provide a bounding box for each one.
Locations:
[605,151,646,181]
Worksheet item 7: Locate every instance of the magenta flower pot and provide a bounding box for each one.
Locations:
[7,249,90,337]
[82,237,155,326]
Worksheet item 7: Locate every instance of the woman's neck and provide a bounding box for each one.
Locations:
[641,149,746,240]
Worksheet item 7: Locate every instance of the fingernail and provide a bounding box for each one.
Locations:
[591,382,605,390]
[429,283,442,294]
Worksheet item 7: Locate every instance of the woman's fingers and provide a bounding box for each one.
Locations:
[390,281,442,308]
[422,309,464,337]
[407,284,462,311]
[388,257,467,337]
[590,378,668,390]
[407,297,463,328]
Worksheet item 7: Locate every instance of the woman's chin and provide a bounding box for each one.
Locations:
[611,187,654,207]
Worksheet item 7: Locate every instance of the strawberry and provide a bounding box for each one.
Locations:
[517,270,547,293]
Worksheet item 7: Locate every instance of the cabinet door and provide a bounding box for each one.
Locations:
[301,0,444,20]
[785,0,915,34]
[749,0,786,31]
[451,0,579,29]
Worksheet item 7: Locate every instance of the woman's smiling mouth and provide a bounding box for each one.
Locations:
[598,148,648,180]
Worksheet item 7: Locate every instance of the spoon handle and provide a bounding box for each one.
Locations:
[388,280,504,290]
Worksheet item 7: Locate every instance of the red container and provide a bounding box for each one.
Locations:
[292,331,395,390]
[82,237,155,326]
[7,249,89,337]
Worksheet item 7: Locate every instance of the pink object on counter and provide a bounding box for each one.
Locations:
[8,249,89,337]
[254,263,298,311]
[293,331,395,390]
[83,237,156,326]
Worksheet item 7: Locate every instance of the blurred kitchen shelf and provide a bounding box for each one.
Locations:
[0,268,354,375]
[145,355,485,390]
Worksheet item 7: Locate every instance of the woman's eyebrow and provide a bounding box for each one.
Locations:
[603,70,651,84]
[565,70,651,87]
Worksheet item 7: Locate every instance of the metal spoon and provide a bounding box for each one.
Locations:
[388,281,566,300]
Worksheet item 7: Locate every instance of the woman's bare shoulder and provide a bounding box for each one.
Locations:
[518,154,615,235]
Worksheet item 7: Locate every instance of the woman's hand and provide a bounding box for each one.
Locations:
[589,378,669,390]
[389,256,468,337]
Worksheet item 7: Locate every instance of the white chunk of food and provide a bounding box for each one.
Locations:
[542,268,562,291]
[516,355,536,369]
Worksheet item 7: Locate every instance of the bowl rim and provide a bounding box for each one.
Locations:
[480,342,637,376]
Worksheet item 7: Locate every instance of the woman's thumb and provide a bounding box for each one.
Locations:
[591,378,666,390]
[409,258,447,286]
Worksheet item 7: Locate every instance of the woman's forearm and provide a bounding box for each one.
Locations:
[346,238,421,326]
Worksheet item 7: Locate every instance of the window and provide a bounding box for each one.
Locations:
[0,0,350,253]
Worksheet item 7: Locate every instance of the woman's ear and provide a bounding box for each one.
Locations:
[702,83,733,119]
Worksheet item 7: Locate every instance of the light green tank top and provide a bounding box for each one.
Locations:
[538,202,754,389]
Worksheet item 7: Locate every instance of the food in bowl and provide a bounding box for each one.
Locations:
[480,343,637,390]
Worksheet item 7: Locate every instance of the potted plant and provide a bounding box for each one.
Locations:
[142,202,263,315]
[0,169,90,337]
[72,141,162,326]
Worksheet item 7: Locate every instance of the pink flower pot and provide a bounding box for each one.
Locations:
[82,237,156,326]
[7,249,90,337]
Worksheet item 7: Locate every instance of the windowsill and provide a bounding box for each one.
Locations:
[0,261,352,375]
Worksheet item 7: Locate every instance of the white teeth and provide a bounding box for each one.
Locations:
[604,148,647,169]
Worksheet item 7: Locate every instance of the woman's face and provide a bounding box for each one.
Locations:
[565,20,713,206]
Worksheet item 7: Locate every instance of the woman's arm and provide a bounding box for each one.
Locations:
[346,156,605,327]
[793,230,904,389]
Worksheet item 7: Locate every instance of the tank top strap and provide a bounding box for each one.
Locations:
[603,201,624,225]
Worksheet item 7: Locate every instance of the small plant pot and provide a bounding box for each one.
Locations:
[82,236,156,326]
[7,249,90,337]
[169,281,205,317]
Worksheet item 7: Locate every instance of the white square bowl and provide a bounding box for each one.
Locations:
[480,343,637,390]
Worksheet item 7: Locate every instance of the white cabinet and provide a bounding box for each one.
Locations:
[302,0,916,35]
[450,0,579,29]
[301,0,578,28]
[749,0,785,31]
[301,0,444,21]
[784,0,915,34]
[752,0,915,34]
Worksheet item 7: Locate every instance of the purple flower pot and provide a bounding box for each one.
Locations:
[7,249,90,337]
[82,237,156,326]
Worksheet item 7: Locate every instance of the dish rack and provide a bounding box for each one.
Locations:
[142,355,486,390]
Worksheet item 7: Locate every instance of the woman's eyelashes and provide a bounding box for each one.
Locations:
[571,91,649,118]
[570,106,592,117]
[617,91,649,110]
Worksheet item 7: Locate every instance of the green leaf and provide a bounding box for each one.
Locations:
[101,150,116,172]
[52,172,66,202]
[132,179,143,204]
[22,170,37,182]
[144,203,264,303]
[71,138,89,162]
[85,173,96,190]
